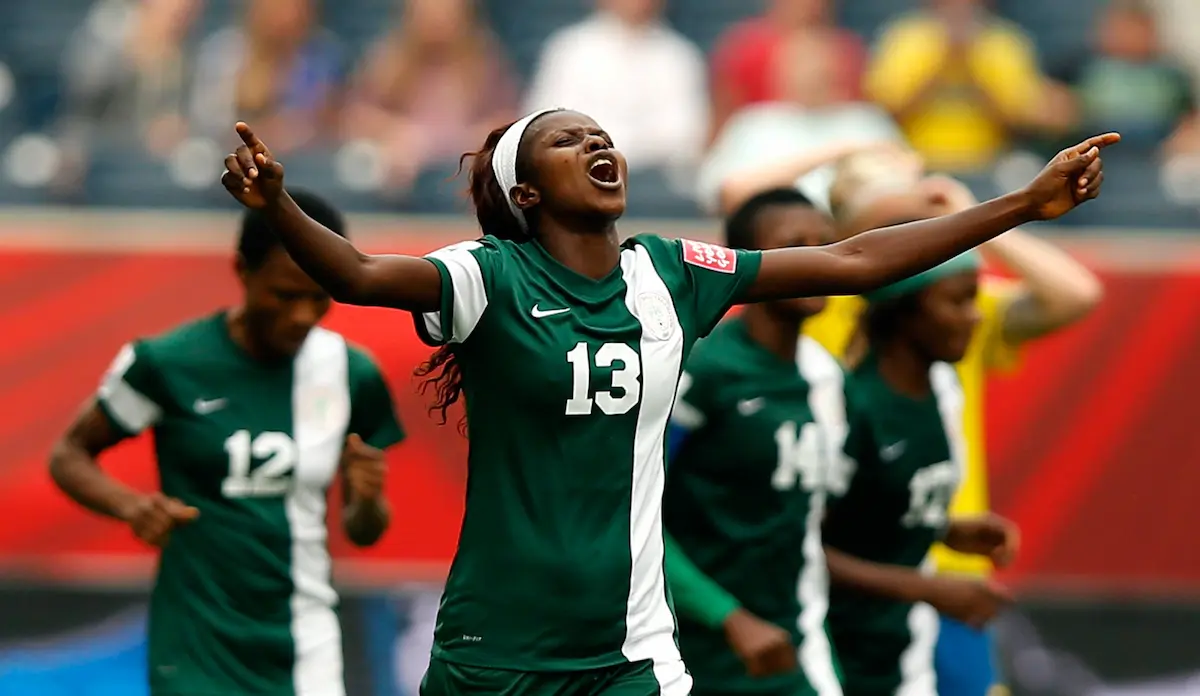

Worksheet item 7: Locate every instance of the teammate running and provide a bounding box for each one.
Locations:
[663,188,845,696]
[220,110,1114,694]
[823,252,1019,696]
[48,191,406,696]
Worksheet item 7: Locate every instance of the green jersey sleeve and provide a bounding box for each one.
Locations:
[664,532,741,629]
[95,341,168,438]
[347,346,406,450]
[413,238,505,347]
[674,238,762,338]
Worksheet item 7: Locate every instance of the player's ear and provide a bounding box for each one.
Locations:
[512,183,540,211]
[234,253,251,285]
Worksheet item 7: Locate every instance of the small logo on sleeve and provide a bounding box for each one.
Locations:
[681,240,736,274]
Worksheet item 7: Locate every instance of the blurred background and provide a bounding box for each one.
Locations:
[1,0,1199,695]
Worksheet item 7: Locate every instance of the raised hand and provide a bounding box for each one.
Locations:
[1023,133,1121,221]
[124,492,199,548]
[341,433,387,502]
[221,122,285,209]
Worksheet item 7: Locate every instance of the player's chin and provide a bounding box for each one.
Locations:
[936,338,971,363]
[582,186,626,215]
[774,297,827,321]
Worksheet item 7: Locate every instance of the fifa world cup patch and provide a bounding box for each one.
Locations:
[681,240,736,274]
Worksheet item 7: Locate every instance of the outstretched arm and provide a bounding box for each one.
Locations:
[222,122,442,311]
[741,134,1119,303]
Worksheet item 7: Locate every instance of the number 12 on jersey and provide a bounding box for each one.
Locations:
[222,430,298,498]
[565,342,642,416]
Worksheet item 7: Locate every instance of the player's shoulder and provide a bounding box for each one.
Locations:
[684,319,761,386]
[625,234,745,279]
[798,335,845,387]
[343,338,386,378]
[133,313,226,364]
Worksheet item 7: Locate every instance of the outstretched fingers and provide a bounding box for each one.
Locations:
[1074,132,1121,154]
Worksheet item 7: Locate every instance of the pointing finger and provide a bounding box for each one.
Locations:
[236,121,265,150]
[1076,132,1121,153]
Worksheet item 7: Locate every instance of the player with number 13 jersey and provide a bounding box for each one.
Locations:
[216,107,1114,694]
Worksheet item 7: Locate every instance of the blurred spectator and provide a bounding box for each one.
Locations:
[189,0,343,153]
[344,0,517,191]
[524,0,708,174]
[1150,0,1200,96]
[866,0,1066,173]
[55,0,201,188]
[709,0,866,138]
[1063,0,1199,156]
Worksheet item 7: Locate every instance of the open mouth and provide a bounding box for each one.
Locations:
[587,155,621,190]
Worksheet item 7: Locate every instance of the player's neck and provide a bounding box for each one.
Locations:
[741,306,802,363]
[535,219,622,280]
[875,340,932,399]
[225,307,284,364]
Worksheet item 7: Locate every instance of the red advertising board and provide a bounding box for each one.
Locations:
[2,217,1199,595]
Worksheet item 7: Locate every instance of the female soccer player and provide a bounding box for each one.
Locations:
[48,192,406,696]
[662,188,845,696]
[823,252,1020,696]
[221,111,1114,695]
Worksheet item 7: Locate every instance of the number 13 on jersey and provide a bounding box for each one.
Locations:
[564,342,642,416]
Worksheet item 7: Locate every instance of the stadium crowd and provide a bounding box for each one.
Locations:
[0,0,1196,225]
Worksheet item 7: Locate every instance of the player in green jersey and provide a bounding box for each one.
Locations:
[220,111,1114,694]
[48,191,406,696]
[663,188,846,696]
[823,252,1020,696]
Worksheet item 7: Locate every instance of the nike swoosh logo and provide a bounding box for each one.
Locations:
[880,441,906,461]
[531,304,570,319]
[194,398,228,415]
[736,398,765,416]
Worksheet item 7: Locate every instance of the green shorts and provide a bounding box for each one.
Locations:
[420,657,682,696]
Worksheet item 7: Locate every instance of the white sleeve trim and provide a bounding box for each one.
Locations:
[423,242,489,344]
[670,371,705,430]
[97,343,162,433]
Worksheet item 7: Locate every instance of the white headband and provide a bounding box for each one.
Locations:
[492,108,562,231]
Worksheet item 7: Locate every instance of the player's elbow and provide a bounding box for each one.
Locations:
[1064,273,1104,321]
[1036,273,1105,333]
[48,437,87,492]
[826,246,889,296]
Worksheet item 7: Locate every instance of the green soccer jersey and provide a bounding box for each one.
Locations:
[95,312,405,696]
[823,355,966,696]
[664,319,847,696]
[413,234,761,687]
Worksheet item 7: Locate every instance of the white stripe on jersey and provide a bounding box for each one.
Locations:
[898,558,940,696]
[98,343,162,433]
[795,336,844,696]
[931,362,968,489]
[897,366,963,696]
[423,241,488,344]
[618,245,691,696]
[288,327,350,696]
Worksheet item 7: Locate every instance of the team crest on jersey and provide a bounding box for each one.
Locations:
[295,385,351,435]
[681,239,736,274]
[637,292,675,340]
